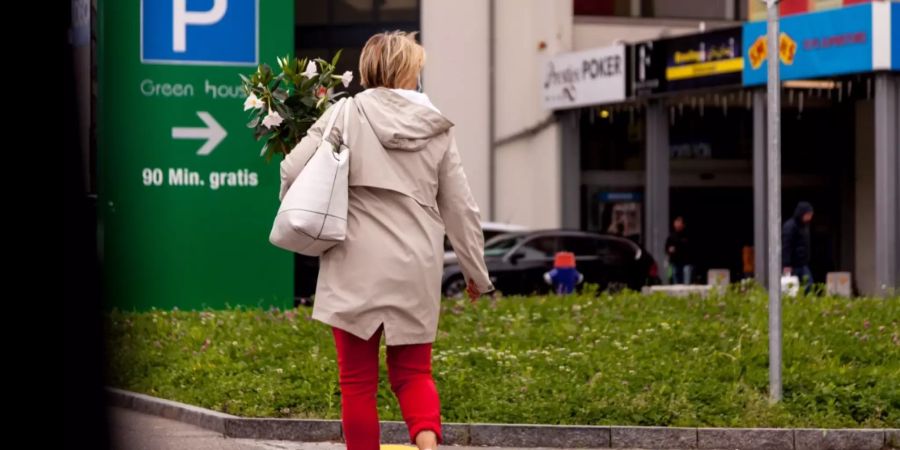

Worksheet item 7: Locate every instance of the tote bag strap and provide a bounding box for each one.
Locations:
[321,98,346,144]
[339,97,352,150]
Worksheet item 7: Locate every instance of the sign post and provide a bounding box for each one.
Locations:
[765,0,783,403]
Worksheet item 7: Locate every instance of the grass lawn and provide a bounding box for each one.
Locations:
[106,286,899,427]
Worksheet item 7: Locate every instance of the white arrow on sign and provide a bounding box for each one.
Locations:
[172,111,227,156]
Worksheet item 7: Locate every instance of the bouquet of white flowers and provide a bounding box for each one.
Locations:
[240,51,353,160]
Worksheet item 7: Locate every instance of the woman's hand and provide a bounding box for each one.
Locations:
[466,279,480,302]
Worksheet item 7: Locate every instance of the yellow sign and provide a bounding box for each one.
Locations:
[673,49,703,64]
[747,33,797,70]
[779,32,797,65]
[749,36,767,69]
[665,57,744,81]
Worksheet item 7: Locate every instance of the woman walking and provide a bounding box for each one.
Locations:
[279,31,493,450]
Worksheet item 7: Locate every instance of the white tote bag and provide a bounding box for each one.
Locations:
[269,98,351,256]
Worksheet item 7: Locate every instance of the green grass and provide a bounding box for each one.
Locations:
[105,285,900,427]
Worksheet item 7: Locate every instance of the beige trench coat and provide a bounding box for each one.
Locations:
[279,88,493,345]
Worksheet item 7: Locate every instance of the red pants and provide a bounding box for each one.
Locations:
[332,326,442,450]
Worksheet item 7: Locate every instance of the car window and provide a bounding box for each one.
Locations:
[484,236,522,257]
[518,236,560,259]
[597,238,638,265]
[559,236,601,257]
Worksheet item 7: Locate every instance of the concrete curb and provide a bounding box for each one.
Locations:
[107,388,899,449]
[107,387,234,434]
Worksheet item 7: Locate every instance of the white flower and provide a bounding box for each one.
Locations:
[339,71,353,88]
[315,94,329,109]
[262,109,284,129]
[302,60,318,79]
[243,93,264,111]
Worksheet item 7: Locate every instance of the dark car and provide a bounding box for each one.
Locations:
[441,230,659,298]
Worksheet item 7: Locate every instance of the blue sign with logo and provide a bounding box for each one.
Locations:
[142,0,258,65]
[743,4,873,85]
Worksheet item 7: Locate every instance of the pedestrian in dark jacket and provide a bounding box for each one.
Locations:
[666,216,692,284]
[783,201,814,291]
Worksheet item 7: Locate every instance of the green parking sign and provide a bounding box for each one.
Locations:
[98,0,294,310]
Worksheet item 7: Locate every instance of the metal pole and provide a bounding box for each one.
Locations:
[765,0,783,403]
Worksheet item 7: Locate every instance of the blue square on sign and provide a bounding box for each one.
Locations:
[142,0,257,66]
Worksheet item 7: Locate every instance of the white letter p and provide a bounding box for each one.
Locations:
[173,0,228,53]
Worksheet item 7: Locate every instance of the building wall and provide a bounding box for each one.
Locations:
[424,0,573,228]
[494,0,572,228]
[422,0,491,215]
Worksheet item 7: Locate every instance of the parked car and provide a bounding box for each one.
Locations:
[443,221,529,263]
[441,229,659,298]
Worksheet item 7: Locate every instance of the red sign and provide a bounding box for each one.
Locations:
[803,31,867,50]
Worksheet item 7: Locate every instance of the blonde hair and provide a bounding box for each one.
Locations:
[359,31,425,89]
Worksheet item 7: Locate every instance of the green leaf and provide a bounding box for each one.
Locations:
[271,140,285,158]
[247,117,260,128]
[300,77,316,92]
[331,49,343,67]
[274,103,293,120]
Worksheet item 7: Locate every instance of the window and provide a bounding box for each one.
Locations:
[485,236,523,257]
[296,0,329,25]
[597,238,638,265]
[668,100,753,161]
[580,107,645,171]
[520,236,560,259]
[574,0,742,21]
[295,0,421,94]
[334,0,374,24]
[560,236,601,257]
[379,0,418,21]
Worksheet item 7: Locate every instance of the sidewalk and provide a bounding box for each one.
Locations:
[109,407,612,450]
[107,388,898,450]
